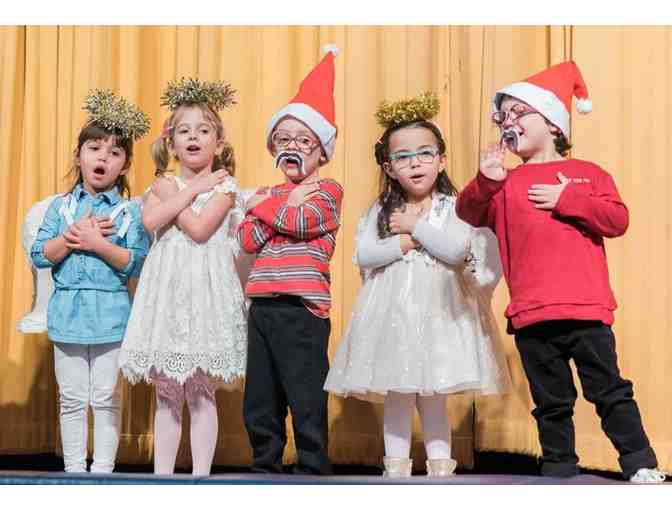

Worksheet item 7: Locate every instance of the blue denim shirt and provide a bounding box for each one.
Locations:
[31,185,150,344]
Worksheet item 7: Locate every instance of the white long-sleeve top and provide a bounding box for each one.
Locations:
[354,194,502,293]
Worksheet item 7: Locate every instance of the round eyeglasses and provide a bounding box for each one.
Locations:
[491,103,539,126]
[271,132,320,153]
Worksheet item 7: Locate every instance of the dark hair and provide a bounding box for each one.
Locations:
[553,131,572,157]
[67,123,133,198]
[152,103,235,177]
[374,120,457,238]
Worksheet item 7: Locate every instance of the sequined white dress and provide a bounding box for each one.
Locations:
[324,194,510,402]
[119,175,247,385]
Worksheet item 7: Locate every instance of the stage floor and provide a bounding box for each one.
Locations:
[0,471,624,485]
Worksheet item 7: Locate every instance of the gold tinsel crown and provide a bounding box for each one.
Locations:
[161,77,237,112]
[375,91,440,129]
[83,89,150,141]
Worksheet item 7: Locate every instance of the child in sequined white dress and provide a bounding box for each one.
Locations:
[324,94,510,478]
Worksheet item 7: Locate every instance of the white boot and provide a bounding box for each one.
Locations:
[426,458,457,477]
[383,457,413,478]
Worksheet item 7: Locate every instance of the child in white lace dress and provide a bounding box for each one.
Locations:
[118,79,247,476]
[324,93,511,477]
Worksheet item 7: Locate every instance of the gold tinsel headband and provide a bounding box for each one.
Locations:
[83,89,150,141]
[375,91,440,129]
[161,77,237,112]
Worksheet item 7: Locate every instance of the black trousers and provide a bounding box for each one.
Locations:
[243,296,332,475]
[514,320,657,479]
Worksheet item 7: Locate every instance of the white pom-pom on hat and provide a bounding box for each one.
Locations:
[322,44,339,57]
[575,97,592,114]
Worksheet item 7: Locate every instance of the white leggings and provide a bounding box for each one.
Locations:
[53,341,121,473]
[383,392,451,459]
[152,370,218,476]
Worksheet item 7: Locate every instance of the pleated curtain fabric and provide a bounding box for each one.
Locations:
[0,25,670,473]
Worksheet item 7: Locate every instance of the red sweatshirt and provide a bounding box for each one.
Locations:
[455,158,628,331]
[237,178,343,318]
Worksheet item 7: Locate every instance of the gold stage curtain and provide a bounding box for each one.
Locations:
[0,26,670,473]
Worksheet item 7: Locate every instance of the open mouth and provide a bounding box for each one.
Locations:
[501,130,519,152]
[275,151,306,175]
[93,166,106,176]
[186,144,201,154]
[284,156,301,167]
[410,173,425,183]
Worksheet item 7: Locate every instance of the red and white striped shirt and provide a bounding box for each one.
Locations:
[237,178,343,318]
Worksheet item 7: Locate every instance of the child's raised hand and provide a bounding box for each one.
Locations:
[528,172,570,210]
[287,182,321,207]
[151,177,179,200]
[93,217,117,237]
[399,233,419,254]
[389,207,422,235]
[479,143,508,181]
[245,187,272,212]
[64,212,106,252]
[190,169,230,195]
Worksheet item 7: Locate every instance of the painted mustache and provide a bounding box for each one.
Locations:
[500,129,519,152]
[274,151,306,176]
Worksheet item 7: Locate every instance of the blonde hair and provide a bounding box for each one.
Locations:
[151,103,235,177]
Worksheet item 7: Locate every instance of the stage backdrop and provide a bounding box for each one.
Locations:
[1,26,670,473]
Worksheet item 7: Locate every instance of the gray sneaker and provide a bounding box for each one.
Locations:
[629,468,666,483]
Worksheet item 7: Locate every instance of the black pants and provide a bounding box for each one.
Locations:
[514,320,657,478]
[243,296,332,475]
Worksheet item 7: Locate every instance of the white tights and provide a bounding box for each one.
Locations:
[383,392,451,459]
[152,370,218,476]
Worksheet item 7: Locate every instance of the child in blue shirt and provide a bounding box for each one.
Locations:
[30,90,151,473]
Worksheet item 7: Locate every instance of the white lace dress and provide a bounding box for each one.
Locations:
[118,175,247,386]
[324,194,511,402]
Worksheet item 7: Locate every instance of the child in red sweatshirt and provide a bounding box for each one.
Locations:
[456,61,664,483]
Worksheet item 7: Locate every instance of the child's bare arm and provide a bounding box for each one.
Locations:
[175,192,235,244]
[142,170,229,232]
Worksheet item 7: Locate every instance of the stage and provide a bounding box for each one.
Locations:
[0,452,651,484]
[0,471,624,485]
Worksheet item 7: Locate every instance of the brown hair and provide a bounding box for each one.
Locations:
[373,120,457,238]
[151,103,235,177]
[67,123,133,198]
[553,132,572,157]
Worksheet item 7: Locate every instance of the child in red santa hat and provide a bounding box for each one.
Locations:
[238,44,343,476]
[456,61,665,483]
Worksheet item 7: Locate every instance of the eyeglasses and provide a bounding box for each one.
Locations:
[271,132,320,153]
[491,103,539,126]
[388,147,440,169]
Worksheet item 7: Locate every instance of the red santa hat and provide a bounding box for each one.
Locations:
[493,60,592,138]
[266,44,339,161]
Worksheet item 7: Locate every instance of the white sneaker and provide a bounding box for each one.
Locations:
[629,468,666,483]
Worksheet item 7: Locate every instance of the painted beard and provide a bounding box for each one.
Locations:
[274,151,306,176]
[501,129,519,152]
